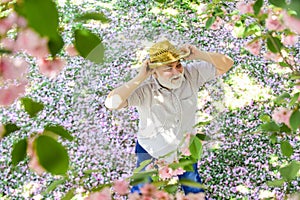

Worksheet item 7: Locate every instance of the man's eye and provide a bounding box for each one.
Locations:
[176,64,182,69]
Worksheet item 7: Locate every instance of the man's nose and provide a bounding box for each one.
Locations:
[171,67,180,75]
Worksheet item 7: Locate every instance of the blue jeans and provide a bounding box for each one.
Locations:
[131,141,205,195]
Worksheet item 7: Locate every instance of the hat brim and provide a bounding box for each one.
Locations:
[148,50,190,69]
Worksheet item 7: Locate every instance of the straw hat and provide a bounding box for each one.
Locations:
[148,40,190,68]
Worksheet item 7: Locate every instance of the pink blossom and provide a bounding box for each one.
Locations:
[1,38,15,51]
[172,167,185,176]
[181,146,191,156]
[65,45,79,56]
[263,52,282,62]
[0,56,28,81]
[0,124,5,139]
[175,192,189,200]
[27,137,45,175]
[245,40,261,56]
[1,0,12,3]
[128,192,140,200]
[158,166,173,180]
[0,12,17,35]
[282,11,300,34]
[271,107,292,127]
[140,183,157,197]
[0,82,27,106]
[112,179,129,195]
[295,80,300,90]
[210,17,223,30]
[185,192,206,200]
[231,15,240,21]
[236,2,254,15]
[16,16,27,28]
[154,190,171,200]
[28,154,46,175]
[281,34,298,46]
[85,187,112,200]
[15,28,49,58]
[37,57,66,78]
[224,23,234,31]
[141,196,153,200]
[265,14,285,31]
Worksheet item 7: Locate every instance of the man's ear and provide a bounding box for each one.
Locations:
[152,69,158,78]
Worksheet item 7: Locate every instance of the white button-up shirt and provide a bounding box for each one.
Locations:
[128,61,217,162]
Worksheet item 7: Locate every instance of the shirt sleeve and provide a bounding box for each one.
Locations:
[127,85,148,107]
[186,61,217,88]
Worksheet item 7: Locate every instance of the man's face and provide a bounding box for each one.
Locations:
[154,61,184,89]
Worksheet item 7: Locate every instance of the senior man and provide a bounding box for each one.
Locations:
[105,40,233,195]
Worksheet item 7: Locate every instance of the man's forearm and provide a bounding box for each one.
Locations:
[194,49,234,75]
[105,75,146,110]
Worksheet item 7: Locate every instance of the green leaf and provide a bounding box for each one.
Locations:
[48,33,64,56]
[189,135,203,160]
[35,135,69,175]
[152,180,169,188]
[289,93,300,107]
[179,179,206,189]
[130,177,149,187]
[61,188,75,200]
[259,114,271,122]
[260,122,280,132]
[193,121,210,128]
[133,159,152,173]
[20,97,44,118]
[280,140,294,158]
[169,159,196,170]
[83,169,101,174]
[2,123,20,138]
[253,0,263,15]
[288,0,300,19]
[279,62,291,68]
[233,21,246,38]
[267,179,285,187]
[163,185,178,194]
[195,133,211,141]
[75,12,110,23]
[290,75,300,80]
[279,161,300,181]
[280,124,291,133]
[11,139,27,166]
[74,29,104,64]
[244,24,261,37]
[131,169,157,180]
[269,133,277,144]
[44,124,73,141]
[205,17,215,29]
[91,184,111,193]
[289,110,300,131]
[15,0,59,38]
[43,179,66,194]
[0,48,12,54]
[274,92,290,104]
[130,170,157,186]
[155,0,167,3]
[267,36,283,53]
[268,0,286,8]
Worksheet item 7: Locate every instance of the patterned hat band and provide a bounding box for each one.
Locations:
[148,40,190,68]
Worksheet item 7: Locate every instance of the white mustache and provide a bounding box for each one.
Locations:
[170,74,183,81]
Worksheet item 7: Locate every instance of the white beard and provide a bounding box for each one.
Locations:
[157,73,184,89]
